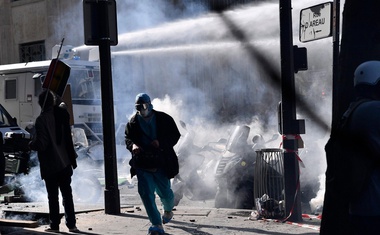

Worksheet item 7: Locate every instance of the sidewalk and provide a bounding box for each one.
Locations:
[0,202,321,235]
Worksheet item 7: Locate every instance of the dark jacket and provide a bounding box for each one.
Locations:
[29,105,77,179]
[321,99,380,234]
[125,110,180,177]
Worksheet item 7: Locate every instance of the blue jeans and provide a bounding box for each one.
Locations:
[136,168,174,225]
[44,166,76,229]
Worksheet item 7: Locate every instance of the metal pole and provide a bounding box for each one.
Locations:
[332,0,340,130]
[279,0,302,222]
[98,0,120,215]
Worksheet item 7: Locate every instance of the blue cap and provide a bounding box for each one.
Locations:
[135,93,151,104]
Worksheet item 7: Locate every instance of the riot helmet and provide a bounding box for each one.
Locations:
[354,61,380,87]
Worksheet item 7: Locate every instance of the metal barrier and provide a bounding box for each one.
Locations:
[254,148,285,219]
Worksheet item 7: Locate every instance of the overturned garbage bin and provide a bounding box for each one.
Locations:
[254,148,285,219]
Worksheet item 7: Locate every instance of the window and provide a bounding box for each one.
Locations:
[70,69,101,99]
[19,41,46,63]
[5,79,17,100]
[0,104,17,127]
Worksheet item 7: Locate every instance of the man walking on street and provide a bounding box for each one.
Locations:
[125,93,181,235]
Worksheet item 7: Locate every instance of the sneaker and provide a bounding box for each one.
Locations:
[162,211,173,224]
[44,227,60,233]
[69,226,80,232]
[148,225,164,235]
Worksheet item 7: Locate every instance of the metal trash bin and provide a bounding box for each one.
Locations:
[254,148,285,219]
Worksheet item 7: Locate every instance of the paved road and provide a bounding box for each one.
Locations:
[0,183,321,235]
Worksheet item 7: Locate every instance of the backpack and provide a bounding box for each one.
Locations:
[321,99,375,235]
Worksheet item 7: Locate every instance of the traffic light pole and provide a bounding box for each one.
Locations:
[83,0,120,215]
[279,0,304,222]
[332,0,341,130]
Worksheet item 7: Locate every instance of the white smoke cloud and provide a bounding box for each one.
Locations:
[71,0,347,209]
[111,1,336,210]
[309,173,325,212]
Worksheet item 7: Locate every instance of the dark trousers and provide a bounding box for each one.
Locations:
[44,166,76,229]
[349,214,380,235]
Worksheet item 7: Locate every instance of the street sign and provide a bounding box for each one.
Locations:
[299,2,332,43]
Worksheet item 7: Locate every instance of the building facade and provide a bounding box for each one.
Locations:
[0,0,84,65]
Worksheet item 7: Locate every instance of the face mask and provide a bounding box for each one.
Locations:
[139,108,150,117]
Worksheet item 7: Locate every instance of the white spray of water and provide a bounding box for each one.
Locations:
[116,0,208,34]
